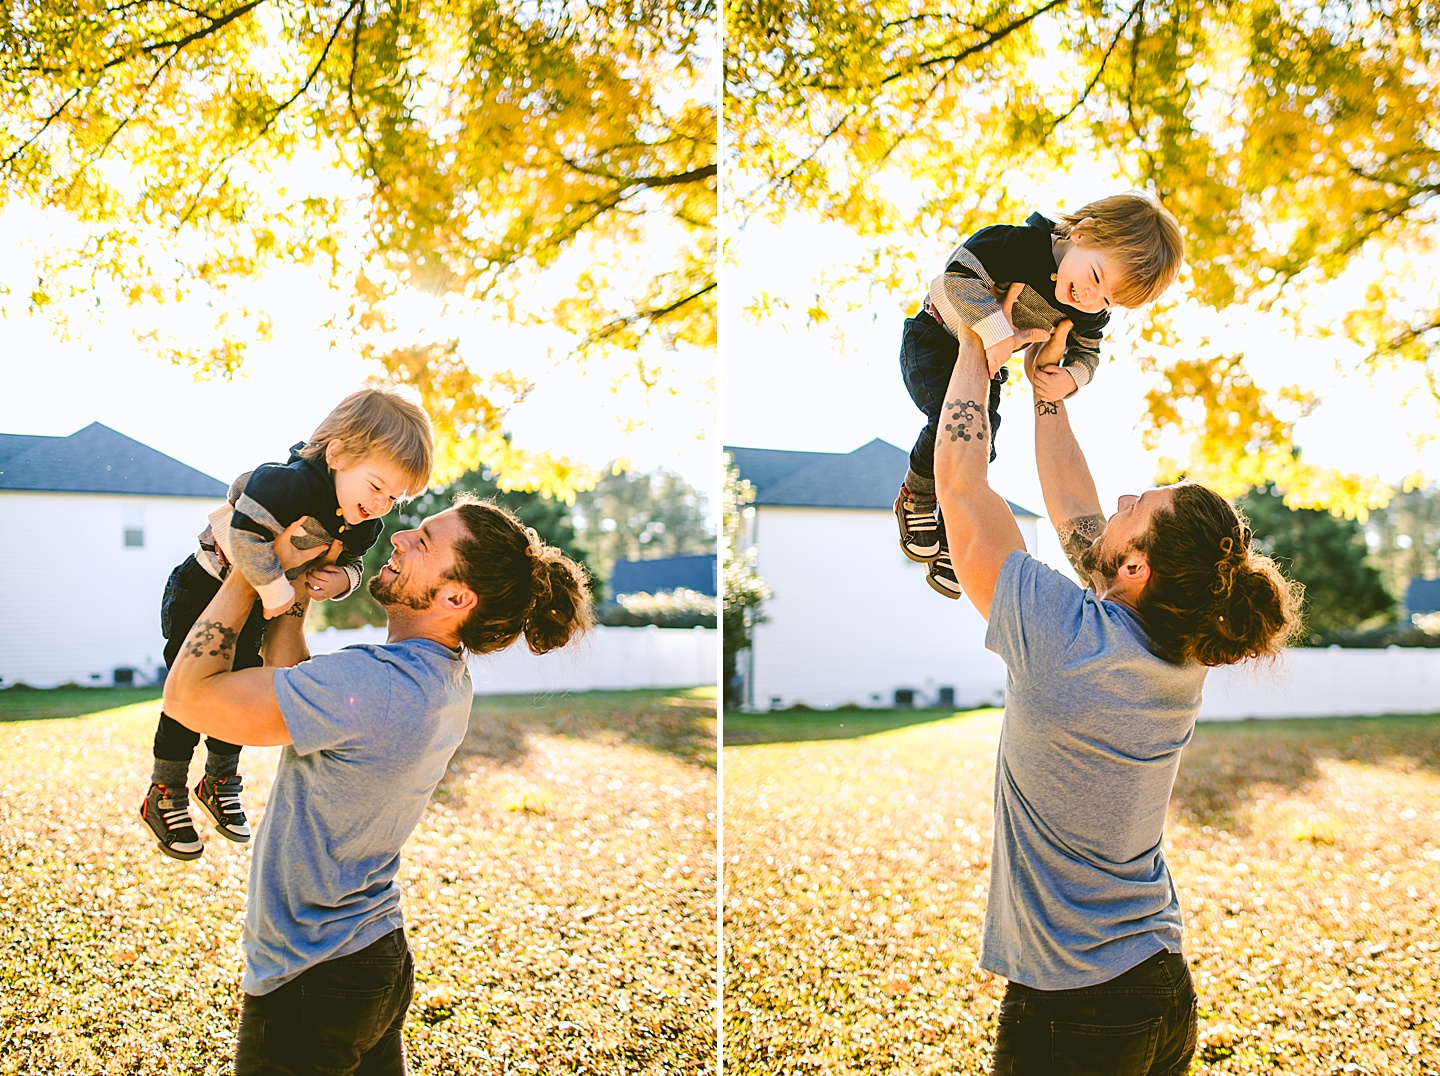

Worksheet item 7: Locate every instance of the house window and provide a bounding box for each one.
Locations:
[123,505,144,548]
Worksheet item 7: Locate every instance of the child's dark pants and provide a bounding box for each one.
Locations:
[153,554,265,762]
[900,308,1006,480]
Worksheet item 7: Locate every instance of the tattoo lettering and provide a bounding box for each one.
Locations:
[1035,400,1059,416]
[943,398,987,443]
[1057,514,1107,582]
[283,600,306,619]
[184,619,239,662]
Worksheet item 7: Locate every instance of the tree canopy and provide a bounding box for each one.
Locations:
[1241,483,1394,641]
[726,0,1440,515]
[1,0,716,493]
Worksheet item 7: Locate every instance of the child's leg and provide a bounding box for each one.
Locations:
[898,310,960,494]
[897,311,960,561]
[151,557,218,787]
[195,600,266,842]
[143,556,220,858]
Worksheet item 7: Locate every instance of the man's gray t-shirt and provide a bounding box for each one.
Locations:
[982,550,1207,989]
[242,638,472,995]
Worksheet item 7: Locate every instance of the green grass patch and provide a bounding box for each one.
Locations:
[723,706,995,745]
[0,686,162,723]
[724,710,1440,1075]
[0,687,716,1075]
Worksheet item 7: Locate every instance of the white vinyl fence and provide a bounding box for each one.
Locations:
[1197,646,1440,721]
[306,624,717,696]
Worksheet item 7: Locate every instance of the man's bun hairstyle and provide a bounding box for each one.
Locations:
[1133,483,1303,666]
[446,494,593,656]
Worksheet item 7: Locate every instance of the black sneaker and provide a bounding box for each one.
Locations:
[895,484,941,562]
[140,784,204,861]
[927,544,963,599]
[195,773,251,843]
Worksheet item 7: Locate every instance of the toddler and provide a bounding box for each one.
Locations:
[896,192,1184,595]
[139,387,434,860]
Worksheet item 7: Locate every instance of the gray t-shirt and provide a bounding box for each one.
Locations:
[242,638,473,995]
[981,550,1207,989]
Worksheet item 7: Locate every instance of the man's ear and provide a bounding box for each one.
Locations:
[438,583,477,615]
[1119,551,1151,587]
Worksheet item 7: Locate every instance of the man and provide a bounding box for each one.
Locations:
[932,286,1300,1075]
[164,496,591,1075]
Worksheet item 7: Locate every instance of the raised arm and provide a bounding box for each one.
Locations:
[1025,328,1107,584]
[162,571,292,746]
[163,522,339,745]
[933,286,1049,619]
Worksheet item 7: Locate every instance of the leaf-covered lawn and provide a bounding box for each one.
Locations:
[0,687,717,1076]
[723,710,1440,1075]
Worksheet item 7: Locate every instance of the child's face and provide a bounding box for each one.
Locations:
[325,441,409,526]
[1053,240,1124,315]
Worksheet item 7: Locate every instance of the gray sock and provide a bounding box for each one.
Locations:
[904,469,936,501]
[151,758,191,793]
[205,750,240,780]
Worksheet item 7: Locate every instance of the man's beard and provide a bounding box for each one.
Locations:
[1080,533,1131,588]
[368,570,440,611]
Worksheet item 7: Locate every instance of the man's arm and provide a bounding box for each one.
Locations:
[162,572,293,746]
[163,521,337,745]
[1025,329,1108,583]
[934,285,1048,619]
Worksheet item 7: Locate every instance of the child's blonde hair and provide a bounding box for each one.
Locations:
[1058,192,1184,308]
[300,386,434,498]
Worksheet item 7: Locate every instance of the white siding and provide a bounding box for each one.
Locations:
[1199,646,1440,720]
[748,505,1039,710]
[0,491,224,688]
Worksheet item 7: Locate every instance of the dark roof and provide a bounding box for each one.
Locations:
[1406,577,1440,616]
[610,554,717,597]
[0,422,228,498]
[724,438,1039,518]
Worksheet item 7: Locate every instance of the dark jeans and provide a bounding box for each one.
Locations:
[899,308,1006,480]
[153,554,265,762]
[991,949,1198,1076]
[236,928,415,1076]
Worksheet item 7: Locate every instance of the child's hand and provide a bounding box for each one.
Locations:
[1032,364,1078,402]
[1024,318,1072,384]
[302,565,351,601]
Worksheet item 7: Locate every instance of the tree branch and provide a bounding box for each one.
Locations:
[2,87,83,168]
[888,0,1071,82]
[1045,0,1143,136]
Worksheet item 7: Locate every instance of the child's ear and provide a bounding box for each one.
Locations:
[1070,216,1097,243]
[323,439,347,469]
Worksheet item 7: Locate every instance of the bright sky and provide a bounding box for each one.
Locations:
[723,178,1440,574]
[0,204,717,516]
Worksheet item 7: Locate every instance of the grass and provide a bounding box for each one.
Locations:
[723,708,1440,1075]
[0,687,717,1076]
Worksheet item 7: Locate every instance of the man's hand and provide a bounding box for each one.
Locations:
[302,565,351,601]
[985,283,1055,378]
[263,522,343,619]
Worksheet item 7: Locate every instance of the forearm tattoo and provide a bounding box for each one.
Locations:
[943,398,988,443]
[1035,400,1059,416]
[1057,514,1106,581]
[282,599,306,619]
[184,619,239,662]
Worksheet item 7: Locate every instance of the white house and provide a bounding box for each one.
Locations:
[0,423,228,688]
[726,438,1040,711]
